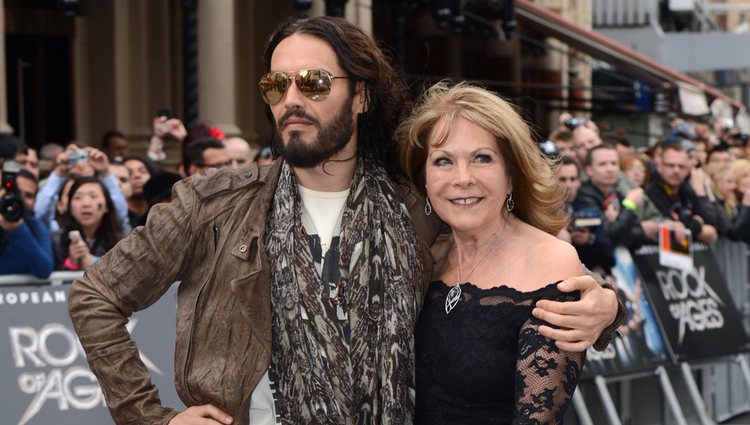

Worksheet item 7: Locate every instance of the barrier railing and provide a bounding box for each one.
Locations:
[569,238,750,424]
[0,272,183,425]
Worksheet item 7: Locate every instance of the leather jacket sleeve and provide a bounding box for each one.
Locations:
[584,266,627,351]
[68,179,199,425]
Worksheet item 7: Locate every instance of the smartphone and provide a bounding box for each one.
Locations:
[68,230,81,243]
[157,107,172,119]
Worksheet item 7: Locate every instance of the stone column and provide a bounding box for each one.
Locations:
[197,0,241,136]
[346,0,373,35]
[0,0,12,134]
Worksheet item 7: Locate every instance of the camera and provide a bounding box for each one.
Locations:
[564,117,587,130]
[68,150,89,165]
[1,160,25,222]
[538,140,559,157]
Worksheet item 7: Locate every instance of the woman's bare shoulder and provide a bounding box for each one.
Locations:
[522,226,582,283]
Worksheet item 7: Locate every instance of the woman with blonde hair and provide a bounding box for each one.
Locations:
[708,159,750,243]
[399,82,585,424]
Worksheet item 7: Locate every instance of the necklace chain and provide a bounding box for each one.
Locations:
[456,218,507,285]
[446,217,509,315]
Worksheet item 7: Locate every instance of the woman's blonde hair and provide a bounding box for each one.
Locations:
[397,82,567,235]
[706,162,736,216]
[730,159,750,204]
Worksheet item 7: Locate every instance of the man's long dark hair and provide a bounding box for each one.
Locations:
[263,16,409,180]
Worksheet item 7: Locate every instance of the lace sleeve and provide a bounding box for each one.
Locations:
[513,314,585,425]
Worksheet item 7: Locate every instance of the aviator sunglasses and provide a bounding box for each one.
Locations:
[258,69,348,105]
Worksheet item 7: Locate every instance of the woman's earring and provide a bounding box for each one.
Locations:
[425,197,433,216]
[505,192,514,213]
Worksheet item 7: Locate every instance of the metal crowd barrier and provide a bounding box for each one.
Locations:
[567,238,750,425]
[0,271,183,425]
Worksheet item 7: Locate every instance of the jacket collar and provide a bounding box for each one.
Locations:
[229,160,284,262]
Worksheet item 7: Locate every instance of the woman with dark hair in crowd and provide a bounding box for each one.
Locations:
[56,176,123,270]
[122,156,154,227]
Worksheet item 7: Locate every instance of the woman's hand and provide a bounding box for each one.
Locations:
[86,148,111,176]
[532,274,618,352]
[168,404,233,425]
[68,237,91,266]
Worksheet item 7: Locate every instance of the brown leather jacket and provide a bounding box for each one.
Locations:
[68,161,442,425]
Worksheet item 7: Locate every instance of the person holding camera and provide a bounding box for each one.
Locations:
[0,163,54,279]
[34,145,130,235]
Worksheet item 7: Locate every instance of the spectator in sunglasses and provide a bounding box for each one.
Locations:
[182,137,230,177]
[69,16,624,425]
[644,143,721,243]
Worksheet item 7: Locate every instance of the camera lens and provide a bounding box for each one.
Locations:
[1,196,25,222]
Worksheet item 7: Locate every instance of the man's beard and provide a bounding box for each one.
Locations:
[272,96,355,168]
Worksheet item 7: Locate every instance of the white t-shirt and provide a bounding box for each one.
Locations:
[248,370,279,424]
[298,185,350,257]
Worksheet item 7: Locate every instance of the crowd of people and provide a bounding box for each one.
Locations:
[0,122,275,277]
[5,107,745,283]
[546,114,750,278]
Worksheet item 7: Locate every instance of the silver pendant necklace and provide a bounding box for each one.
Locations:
[445,218,508,315]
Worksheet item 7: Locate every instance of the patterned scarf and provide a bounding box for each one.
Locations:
[265,160,423,425]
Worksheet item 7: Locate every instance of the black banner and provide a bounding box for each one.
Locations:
[631,243,750,362]
[584,247,670,377]
[0,281,184,425]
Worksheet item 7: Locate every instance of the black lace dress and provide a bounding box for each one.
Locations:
[415,280,585,425]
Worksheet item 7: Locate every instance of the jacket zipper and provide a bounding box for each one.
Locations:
[182,224,220,404]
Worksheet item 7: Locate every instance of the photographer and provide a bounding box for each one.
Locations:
[0,163,54,279]
[34,145,130,235]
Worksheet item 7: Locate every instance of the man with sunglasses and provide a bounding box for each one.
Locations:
[69,16,623,425]
[182,137,231,177]
[644,142,721,243]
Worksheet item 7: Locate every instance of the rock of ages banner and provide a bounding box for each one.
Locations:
[0,282,184,425]
[630,243,750,362]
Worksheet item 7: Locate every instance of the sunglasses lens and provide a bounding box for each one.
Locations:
[259,72,289,105]
[296,69,332,101]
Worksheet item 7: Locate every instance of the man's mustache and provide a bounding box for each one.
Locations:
[278,109,320,128]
